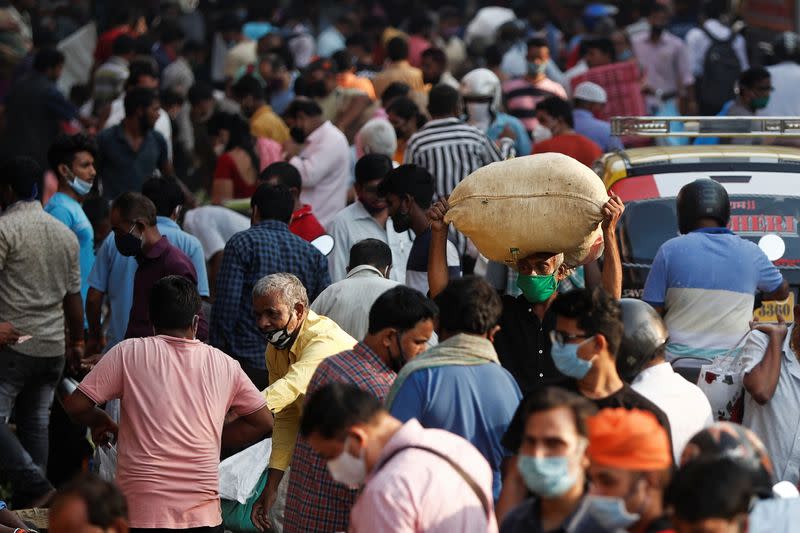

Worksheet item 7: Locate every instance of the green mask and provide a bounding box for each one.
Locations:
[751,96,770,110]
[517,273,559,303]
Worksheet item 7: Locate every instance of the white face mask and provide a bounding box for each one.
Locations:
[326,436,367,489]
[213,144,225,156]
[466,101,492,130]
[533,123,553,143]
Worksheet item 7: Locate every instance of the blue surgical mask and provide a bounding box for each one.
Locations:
[528,61,548,77]
[551,341,593,379]
[70,176,93,196]
[584,495,640,530]
[517,455,577,497]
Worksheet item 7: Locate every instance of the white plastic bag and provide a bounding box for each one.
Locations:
[218,438,272,504]
[697,332,761,422]
[95,444,117,482]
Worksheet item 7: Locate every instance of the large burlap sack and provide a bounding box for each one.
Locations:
[444,153,609,267]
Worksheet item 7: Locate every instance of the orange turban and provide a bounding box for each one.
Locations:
[587,408,672,471]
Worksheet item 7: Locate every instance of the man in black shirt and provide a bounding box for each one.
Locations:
[427,195,625,395]
[501,288,672,454]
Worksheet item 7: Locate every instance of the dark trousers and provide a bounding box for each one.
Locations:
[0,348,64,506]
[131,525,224,533]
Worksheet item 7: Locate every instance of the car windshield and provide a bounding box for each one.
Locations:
[618,195,800,267]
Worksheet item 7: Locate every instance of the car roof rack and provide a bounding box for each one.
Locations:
[611,116,800,137]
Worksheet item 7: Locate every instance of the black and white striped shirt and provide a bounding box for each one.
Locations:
[404,117,506,255]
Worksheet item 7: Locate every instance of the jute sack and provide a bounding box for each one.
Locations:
[444,153,609,267]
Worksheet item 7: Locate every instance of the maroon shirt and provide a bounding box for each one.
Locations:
[125,236,208,340]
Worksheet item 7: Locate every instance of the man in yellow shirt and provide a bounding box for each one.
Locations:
[250,272,356,532]
[232,74,290,144]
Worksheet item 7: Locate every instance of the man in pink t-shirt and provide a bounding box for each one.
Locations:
[301,383,498,533]
[65,276,273,531]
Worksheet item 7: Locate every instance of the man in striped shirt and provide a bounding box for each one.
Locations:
[403,84,507,255]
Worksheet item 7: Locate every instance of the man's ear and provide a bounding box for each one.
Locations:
[593,333,609,353]
[487,325,501,343]
[294,301,306,318]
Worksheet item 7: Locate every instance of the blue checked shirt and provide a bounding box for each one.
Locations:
[209,220,330,369]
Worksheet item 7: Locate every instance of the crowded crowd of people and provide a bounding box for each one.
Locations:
[1,0,800,532]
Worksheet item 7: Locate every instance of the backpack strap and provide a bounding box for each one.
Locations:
[375,444,492,520]
[701,23,737,44]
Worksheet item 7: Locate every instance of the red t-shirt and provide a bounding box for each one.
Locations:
[533,133,603,167]
[213,153,258,201]
[290,204,326,242]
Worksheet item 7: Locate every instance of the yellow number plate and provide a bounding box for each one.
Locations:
[753,292,795,323]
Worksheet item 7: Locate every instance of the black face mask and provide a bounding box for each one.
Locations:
[290,127,307,144]
[308,79,328,98]
[392,209,412,232]
[650,24,665,38]
[115,224,143,257]
[387,332,408,373]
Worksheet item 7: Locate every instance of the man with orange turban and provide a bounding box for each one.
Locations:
[585,408,675,533]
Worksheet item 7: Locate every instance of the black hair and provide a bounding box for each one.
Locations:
[0,156,42,200]
[421,47,447,66]
[126,58,159,89]
[346,32,373,53]
[583,37,616,62]
[355,154,393,186]
[433,276,502,335]
[380,81,411,105]
[551,287,624,357]
[702,0,726,19]
[33,47,65,72]
[378,164,434,209]
[124,87,158,117]
[299,383,384,439]
[409,13,434,35]
[206,111,260,171]
[259,161,302,190]
[386,36,410,62]
[349,238,393,272]
[427,84,460,117]
[251,183,294,223]
[232,74,265,101]
[283,98,323,119]
[386,96,426,128]
[649,2,670,16]
[331,49,353,72]
[665,458,754,522]
[484,44,504,68]
[149,275,201,331]
[112,34,136,56]
[141,176,184,217]
[527,36,549,49]
[536,96,574,127]
[368,285,439,333]
[52,473,127,527]
[306,57,338,75]
[518,386,598,441]
[739,66,771,89]
[111,191,157,226]
[158,19,185,45]
[47,133,97,176]
[188,82,214,105]
[82,195,110,227]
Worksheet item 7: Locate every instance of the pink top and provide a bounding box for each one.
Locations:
[349,419,498,533]
[631,31,694,107]
[79,335,267,529]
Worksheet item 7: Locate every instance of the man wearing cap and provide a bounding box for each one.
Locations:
[572,81,623,153]
[585,408,674,533]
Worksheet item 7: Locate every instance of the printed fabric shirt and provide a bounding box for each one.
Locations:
[209,220,330,369]
[283,343,395,533]
[264,310,356,471]
[643,228,783,360]
[0,201,80,357]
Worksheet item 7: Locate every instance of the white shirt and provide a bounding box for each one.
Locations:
[327,201,412,284]
[104,95,174,161]
[631,361,714,462]
[742,327,800,485]
[685,19,749,77]
[291,121,351,228]
[763,62,800,117]
[183,205,250,261]
[310,264,399,341]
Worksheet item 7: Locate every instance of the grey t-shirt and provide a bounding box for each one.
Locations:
[0,200,80,357]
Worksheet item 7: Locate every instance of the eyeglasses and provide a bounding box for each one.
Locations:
[549,330,587,347]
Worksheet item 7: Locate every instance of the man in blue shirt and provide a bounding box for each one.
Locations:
[45,134,98,313]
[572,81,623,152]
[386,276,522,500]
[85,177,208,355]
[210,183,330,387]
[643,178,788,363]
